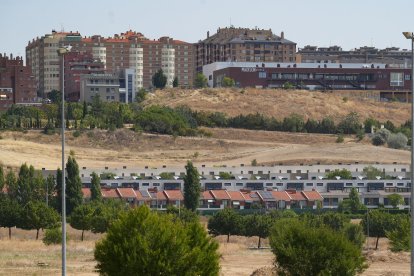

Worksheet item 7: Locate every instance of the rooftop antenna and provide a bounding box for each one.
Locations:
[60,23,64,33]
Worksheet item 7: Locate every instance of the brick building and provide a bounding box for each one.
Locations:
[0,53,37,110]
[26,30,195,97]
[195,26,297,72]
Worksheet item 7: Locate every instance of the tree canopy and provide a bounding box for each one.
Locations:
[183,161,200,212]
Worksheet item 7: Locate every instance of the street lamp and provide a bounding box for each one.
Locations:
[57,45,71,276]
[402,31,414,276]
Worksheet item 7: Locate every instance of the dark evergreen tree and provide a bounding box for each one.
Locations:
[56,168,63,213]
[152,69,167,89]
[0,165,4,193]
[0,196,22,239]
[65,156,83,215]
[90,172,102,201]
[16,163,35,205]
[173,76,179,87]
[183,161,200,211]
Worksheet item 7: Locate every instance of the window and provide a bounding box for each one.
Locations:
[390,72,403,86]
[405,74,411,81]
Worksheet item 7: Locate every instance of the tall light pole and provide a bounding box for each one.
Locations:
[402,31,414,276]
[57,45,71,276]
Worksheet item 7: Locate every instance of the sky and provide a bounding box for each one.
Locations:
[1,0,414,59]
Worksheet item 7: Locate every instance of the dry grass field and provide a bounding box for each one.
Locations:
[0,228,409,276]
[0,127,409,171]
[144,88,410,125]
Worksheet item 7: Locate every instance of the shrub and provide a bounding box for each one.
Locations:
[43,227,68,245]
[94,206,220,275]
[372,128,391,146]
[43,123,55,135]
[73,130,81,138]
[270,219,366,276]
[336,134,344,143]
[387,132,408,149]
[251,159,258,166]
[387,215,410,252]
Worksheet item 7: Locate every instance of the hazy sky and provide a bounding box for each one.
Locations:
[1,0,413,58]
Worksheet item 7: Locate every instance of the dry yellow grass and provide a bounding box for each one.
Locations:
[144,88,410,125]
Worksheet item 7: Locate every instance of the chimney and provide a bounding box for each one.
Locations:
[207,31,210,38]
[281,31,284,39]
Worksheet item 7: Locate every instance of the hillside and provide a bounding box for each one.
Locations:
[144,88,410,125]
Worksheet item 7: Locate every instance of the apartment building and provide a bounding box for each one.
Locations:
[0,53,37,110]
[297,45,412,67]
[26,30,195,97]
[195,26,297,72]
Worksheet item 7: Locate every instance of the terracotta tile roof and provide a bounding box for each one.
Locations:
[116,188,137,198]
[226,191,246,201]
[302,191,323,201]
[101,188,120,199]
[163,190,183,200]
[82,188,91,198]
[210,190,231,200]
[136,190,152,201]
[201,190,214,200]
[154,191,167,200]
[271,191,292,201]
[286,190,306,201]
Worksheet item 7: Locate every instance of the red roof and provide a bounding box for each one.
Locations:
[302,190,323,201]
[286,190,306,201]
[155,191,167,200]
[227,191,246,201]
[201,190,214,200]
[117,188,137,198]
[271,191,292,201]
[163,190,183,200]
[136,190,152,201]
[210,190,231,200]
[242,191,261,202]
[101,188,120,199]
[82,188,91,198]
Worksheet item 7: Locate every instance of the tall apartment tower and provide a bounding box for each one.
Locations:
[0,53,37,110]
[26,30,195,98]
[195,26,297,72]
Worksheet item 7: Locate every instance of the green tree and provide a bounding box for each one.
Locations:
[363,166,387,180]
[94,206,220,276]
[173,76,179,87]
[45,174,56,207]
[47,90,61,103]
[208,208,242,243]
[387,193,404,208]
[387,132,408,149]
[5,170,18,199]
[0,165,4,192]
[194,73,208,88]
[70,203,95,241]
[218,172,233,180]
[90,172,102,201]
[16,163,35,204]
[159,172,175,180]
[361,210,396,250]
[243,214,274,248]
[83,101,88,118]
[222,76,235,87]
[55,168,63,213]
[270,219,366,276]
[183,161,200,211]
[386,214,410,252]
[65,156,83,215]
[90,200,127,233]
[338,112,362,134]
[152,69,167,89]
[372,128,391,146]
[325,168,353,180]
[338,188,365,213]
[20,201,60,240]
[0,196,22,239]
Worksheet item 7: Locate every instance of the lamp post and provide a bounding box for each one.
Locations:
[57,45,71,276]
[402,31,414,276]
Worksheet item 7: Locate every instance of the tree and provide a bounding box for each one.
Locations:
[194,73,208,88]
[183,161,200,211]
[387,132,408,149]
[338,112,362,134]
[152,69,167,89]
[325,168,352,180]
[173,76,179,87]
[65,156,83,215]
[94,206,220,276]
[208,208,242,242]
[270,219,366,276]
[82,101,88,118]
[386,214,410,252]
[243,214,274,248]
[0,165,4,192]
[20,201,60,240]
[45,174,56,207]
[47,90,61,103]
[361,210,396,250]
[90,172,102,201]
[16,163,35,205]
[222,76,235,87]
[338,188,365,213]
[90,200,127,233]
[387,193,404,208]
[70,203,95,241]
[0,196,22,239]
[363,166,387,180]
[5,170,17,199]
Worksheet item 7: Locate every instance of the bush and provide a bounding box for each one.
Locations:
[270,219,366,275]
[372,128,391,146]
[43,123,55,135]
[95,206,220,275]
[336,134,344,143]
[387,132,408,149]
[43,227,68,245]
[73,130,81,138]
